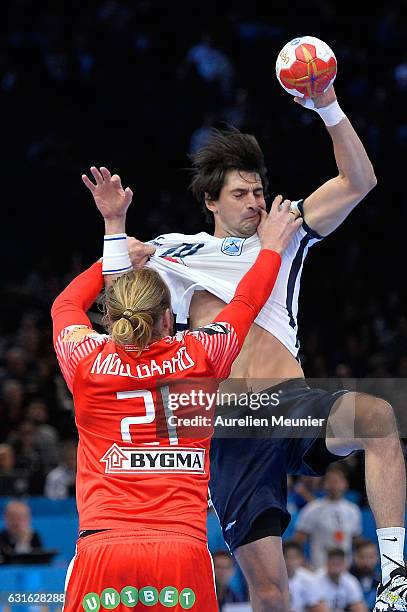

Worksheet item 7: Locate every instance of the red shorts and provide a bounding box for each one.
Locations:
[63,529,217,611]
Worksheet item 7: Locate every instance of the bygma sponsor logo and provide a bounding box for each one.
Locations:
[82,586,196,610]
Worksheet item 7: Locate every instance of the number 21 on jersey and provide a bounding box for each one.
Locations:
[117,386,178,446]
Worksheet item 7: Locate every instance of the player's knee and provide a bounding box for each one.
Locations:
[355,395,398,440]
[251,583,287,611]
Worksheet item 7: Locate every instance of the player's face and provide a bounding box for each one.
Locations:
[5,504,30,535]
[324,471,348,499]
[354,545,378,573]
[214,554,235,586]
[207,170,266,238]
[327,555,346,579]
[284,548,303,577]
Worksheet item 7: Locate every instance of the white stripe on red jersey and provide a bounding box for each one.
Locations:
[54,325,109,392]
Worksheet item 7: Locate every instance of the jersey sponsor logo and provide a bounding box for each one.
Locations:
[100,443,206,474]
[221,237,245,256]
[82,586,196,609]
[192,323,229,336]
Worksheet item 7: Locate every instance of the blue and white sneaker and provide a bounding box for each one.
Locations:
[374,557,407,611]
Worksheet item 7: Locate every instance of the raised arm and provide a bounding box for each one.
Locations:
[295,86,377,237]
[54,166,134,341]
[82,166,139,283]
[82,166,133,238]
[52,166,135,390]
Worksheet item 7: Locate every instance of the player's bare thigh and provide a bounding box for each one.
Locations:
[234,536,290,611]
[326,391,398,456]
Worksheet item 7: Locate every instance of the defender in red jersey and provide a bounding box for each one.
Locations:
[52,169,301,611]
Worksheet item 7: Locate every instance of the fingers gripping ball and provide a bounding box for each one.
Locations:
[276,36,337,98]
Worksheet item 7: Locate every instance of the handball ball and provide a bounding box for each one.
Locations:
[276,36,337,98]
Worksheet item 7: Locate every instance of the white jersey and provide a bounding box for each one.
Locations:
[295,498,362,569]
[315,570,364,611]
[147,212,321,358]
[289,566,324,611]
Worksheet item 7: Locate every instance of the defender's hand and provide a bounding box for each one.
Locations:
[82,166,133,220]
[294,84,337,109]
[257,195,302,253]
[128,237,156,269]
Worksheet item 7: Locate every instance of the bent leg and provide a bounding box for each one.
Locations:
[234,536,289,612]
[326,391,405,527]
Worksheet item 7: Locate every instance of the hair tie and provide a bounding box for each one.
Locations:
[121,309,136,324]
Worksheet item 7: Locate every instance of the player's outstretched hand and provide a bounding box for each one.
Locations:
[257,195,302,254]
[82,166,133,219]
[128,237,156,269]
[294,84,336,109]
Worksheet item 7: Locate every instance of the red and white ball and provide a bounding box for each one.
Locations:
[276,36,337,98]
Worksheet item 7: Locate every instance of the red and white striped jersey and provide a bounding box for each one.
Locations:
[51,251,280,540]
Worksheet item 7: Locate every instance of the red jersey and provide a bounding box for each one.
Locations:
[51,251,280,542]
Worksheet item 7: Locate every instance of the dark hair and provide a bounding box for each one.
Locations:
[189,125,269,223]
[325,463,349,480]
[327,548,346,560]
[354,538,377,553]
[283,540,303,555]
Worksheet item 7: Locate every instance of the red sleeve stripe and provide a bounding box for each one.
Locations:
[54,326,108,392]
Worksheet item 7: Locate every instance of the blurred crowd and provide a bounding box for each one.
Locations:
[0,0,406,610]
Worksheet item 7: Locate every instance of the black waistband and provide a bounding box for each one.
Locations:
[260,378,309,394]
[79,529,110,539]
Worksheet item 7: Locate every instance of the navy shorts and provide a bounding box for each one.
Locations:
[209,379,349,551]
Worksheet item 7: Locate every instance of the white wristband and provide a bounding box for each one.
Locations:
[290,200,302,217]
[102,233,132,275]
[303,99,346,127]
